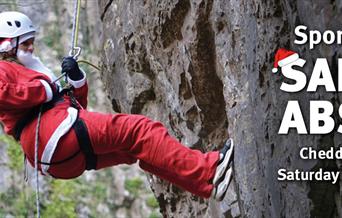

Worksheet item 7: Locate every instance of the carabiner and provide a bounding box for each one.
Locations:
[69,47,82,60]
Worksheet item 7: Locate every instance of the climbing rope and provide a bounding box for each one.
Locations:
[70,0,81,59]
[34,106,43,218]
[33,1,82,217]
[78,59,101,71]
[69,0,101,72]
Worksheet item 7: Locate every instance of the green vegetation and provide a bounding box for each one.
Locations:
[0,186,36,217]
[0,0,17,10]
[146,195,159,208]
[0,134,22,171]
[92,182,107,200]
[42,35,55,48]
[124,177,144,196]
[42,180,78,218]
[0,136,160,216]
[149,210,163,218]
[41,21,63,58]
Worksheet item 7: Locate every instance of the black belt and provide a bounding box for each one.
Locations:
[72,118,97,170]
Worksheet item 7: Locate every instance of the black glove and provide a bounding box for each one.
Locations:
[61,56,83,80]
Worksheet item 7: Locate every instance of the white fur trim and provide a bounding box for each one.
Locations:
[278,53,299,67]
[40,107,78,175]
[39,79,53,102]
[67,69,86,88]
[0,40,12,52]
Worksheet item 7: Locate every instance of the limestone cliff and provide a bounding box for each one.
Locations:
[100,0,342,217]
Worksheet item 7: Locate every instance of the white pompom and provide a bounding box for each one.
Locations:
[0,40,13,52]
[272,68,278,73]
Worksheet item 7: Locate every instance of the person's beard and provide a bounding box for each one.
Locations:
[16,49,59,85]
[17,49,35,66]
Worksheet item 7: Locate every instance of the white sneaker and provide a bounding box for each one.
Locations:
[212,167,233,201]
[213,138,234,185]
[211,138,234,201]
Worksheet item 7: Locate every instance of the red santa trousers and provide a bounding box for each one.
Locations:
[24,109,219,198]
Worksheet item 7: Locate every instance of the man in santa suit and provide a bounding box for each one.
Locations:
[0,11,234,200]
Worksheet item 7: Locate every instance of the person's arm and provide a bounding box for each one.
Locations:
[67,70,88,109]
[62,57,88,109]
[0,78,54,110]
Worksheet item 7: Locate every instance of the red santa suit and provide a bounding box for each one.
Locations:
[0,60,219,198]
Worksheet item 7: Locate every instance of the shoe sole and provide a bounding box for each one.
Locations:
[213,138,234,185]
[215,167,233,201]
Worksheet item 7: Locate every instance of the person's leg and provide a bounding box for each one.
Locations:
[79,111,219,198]
[96,151,137,170]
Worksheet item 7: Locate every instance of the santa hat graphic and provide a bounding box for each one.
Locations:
[272,48,299,73]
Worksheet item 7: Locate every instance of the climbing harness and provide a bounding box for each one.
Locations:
[73,119,96,170]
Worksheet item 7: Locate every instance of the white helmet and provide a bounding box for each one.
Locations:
[0,11,35,38]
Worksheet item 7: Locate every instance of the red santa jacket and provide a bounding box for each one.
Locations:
[0,60,88,136]
[0,60,89,176]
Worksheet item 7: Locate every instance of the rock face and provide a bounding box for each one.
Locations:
[100,0,342,217]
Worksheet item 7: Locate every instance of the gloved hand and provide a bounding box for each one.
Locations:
[61,56,83,81]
